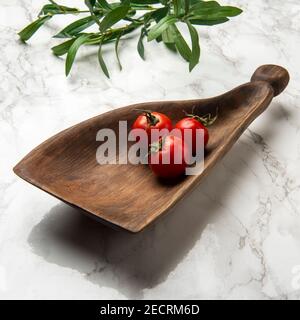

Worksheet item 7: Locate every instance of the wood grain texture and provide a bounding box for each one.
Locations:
[13,65,289,233]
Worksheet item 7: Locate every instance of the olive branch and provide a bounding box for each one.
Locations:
[18,0,242,78]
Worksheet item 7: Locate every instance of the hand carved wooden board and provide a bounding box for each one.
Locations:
[14,65,289,232]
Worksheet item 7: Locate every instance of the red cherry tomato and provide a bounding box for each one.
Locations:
[149,135,190,178]
[132,110,172,145]
[175,117,209,153]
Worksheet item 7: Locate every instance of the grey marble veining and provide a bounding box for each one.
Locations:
[0,0,300,299]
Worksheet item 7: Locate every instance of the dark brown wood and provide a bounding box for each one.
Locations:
[13,65,289,233]
[250,64,290,96]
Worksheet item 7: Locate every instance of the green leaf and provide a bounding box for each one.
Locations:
[173,0,180,15]
[54,16,96,38]
[189,0,206,5]
[190,12,239,20]
[65,34,91,76]
[155,35,162,43]
[190,3,242,19]
[115,32,123,70]
[137,28,146,60]
[186,21,200,71]
[162,27,175,43]
[190,1,221,12]
[173,0,185,16]
[85,0,102,28]
[217,6,243,17]
[85,0,96,10]
[147,15,178,41]
[168,24,191,62]
[150,7,169,22]
[131,0,160,4]
[51,38,76,56]
[184,0,190,15]
[39,4,79,15]
[100,3,130,32]
[98,40,110,78]
[164,42,177,52]
[189,17,229,25]
[96,0,112,10]
[18,16,51,42]
[161,27,177,52]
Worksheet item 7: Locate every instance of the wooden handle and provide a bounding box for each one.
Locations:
[250,64,289,96]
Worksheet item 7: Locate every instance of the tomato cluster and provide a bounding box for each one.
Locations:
[132,110,216,178]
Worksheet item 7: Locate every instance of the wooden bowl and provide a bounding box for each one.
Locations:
[14,65,289,232]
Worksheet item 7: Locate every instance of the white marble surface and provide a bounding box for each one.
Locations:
[1,0,300,299]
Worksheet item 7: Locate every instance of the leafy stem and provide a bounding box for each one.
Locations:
[18,0,242,77]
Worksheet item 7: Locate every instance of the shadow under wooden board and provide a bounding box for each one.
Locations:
[14,65,289,233]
